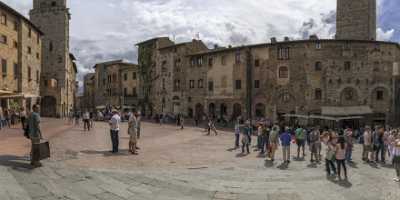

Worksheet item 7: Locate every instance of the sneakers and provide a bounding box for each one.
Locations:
[393,178,400,182]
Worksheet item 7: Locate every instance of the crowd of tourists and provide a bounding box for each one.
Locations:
[0,107,28,130]
[233,119,400,182]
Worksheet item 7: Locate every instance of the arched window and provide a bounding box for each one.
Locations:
[315,62,322,71]
[376,90,384,100]
[49,41,53,52]
[315,89,322,100]
[278,66,288,78]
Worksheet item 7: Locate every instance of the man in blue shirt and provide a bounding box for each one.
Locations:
[280,127,292,163]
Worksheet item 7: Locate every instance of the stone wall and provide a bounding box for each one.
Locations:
[336,0,376,40]
[30,0,75,117]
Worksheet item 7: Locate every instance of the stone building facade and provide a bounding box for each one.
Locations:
[136,37,174,116]
[30,0,77,117]
[93,60,138,111]
[157,40,209,116]
[136,38,208,116]
[82,73,95,112]
[336,0,376,40]
[136,0,400,127]
[0,1,42,111]
[188,39,400,127]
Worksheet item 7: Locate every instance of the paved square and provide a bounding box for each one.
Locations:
[0,118,399,200]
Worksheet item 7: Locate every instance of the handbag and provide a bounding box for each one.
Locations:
[32,140,50,161]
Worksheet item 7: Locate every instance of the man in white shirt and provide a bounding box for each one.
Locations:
[83,111,90,131]
[109,110,121,153]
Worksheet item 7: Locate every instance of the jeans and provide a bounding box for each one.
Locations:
[282,145,290,162]
[110,130,119,153]
[242,142,249,153]
[375,143,385,162]
[260,136,268,154]
[345,147,353,162]
[257,136,262,149]
[325,159,336,175]
[84,119,90,131]
[336,159,347,178]
[235,134,240,148]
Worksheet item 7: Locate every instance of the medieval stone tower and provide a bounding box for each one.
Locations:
[30,0,75,117]
[336,0,376,40]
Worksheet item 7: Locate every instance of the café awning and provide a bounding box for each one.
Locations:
[0,89,13,95]
[321,106,373,116]
[283,114,365,122]
[0,93,40,98]
[96,106,106,110]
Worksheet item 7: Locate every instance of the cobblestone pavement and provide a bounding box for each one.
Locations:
[0,118,399,200]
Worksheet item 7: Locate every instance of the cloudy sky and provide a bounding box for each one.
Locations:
[3,0,399,83]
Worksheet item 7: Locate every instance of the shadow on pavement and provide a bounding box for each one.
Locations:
[0,155,35,171]
[307,163,318,168]
[293,157,305,162]
[235,153,248,157]
[348,161,358,169]
[264,160,274,168]
[379,163,393,169]
[327,176,353,188]
[277,162,288,170]
[226,147,237,152]
[80,149,132,157]
[257,153,266,158]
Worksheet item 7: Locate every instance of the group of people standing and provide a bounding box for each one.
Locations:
[108,110,142,155]
[233,120,400,182]
[0,107,27,130]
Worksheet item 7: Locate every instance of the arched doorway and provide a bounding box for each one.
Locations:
[208,103,216,118]
[195,103,204,120]
[220,103,227,118]
[340,87,359,106]
[41,96,57,117]
[232,103,242,120]
[188,108,194,118]
[255,103,266,118]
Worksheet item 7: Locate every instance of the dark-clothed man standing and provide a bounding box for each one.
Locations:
[27,105,43,167]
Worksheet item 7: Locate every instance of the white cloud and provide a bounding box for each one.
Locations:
[3,0,398,82]
[377,28,395,41]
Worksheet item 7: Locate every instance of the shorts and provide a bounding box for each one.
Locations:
[310,143,320,153]
[364,145,373,152]
[269,143,277,151]
[296,139,305,147]
[130,135,137,143]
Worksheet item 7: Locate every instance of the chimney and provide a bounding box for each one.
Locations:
[284,36,290,42]
[214,44,219,49]
[270,37,277,44]
[309,34,319,40]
